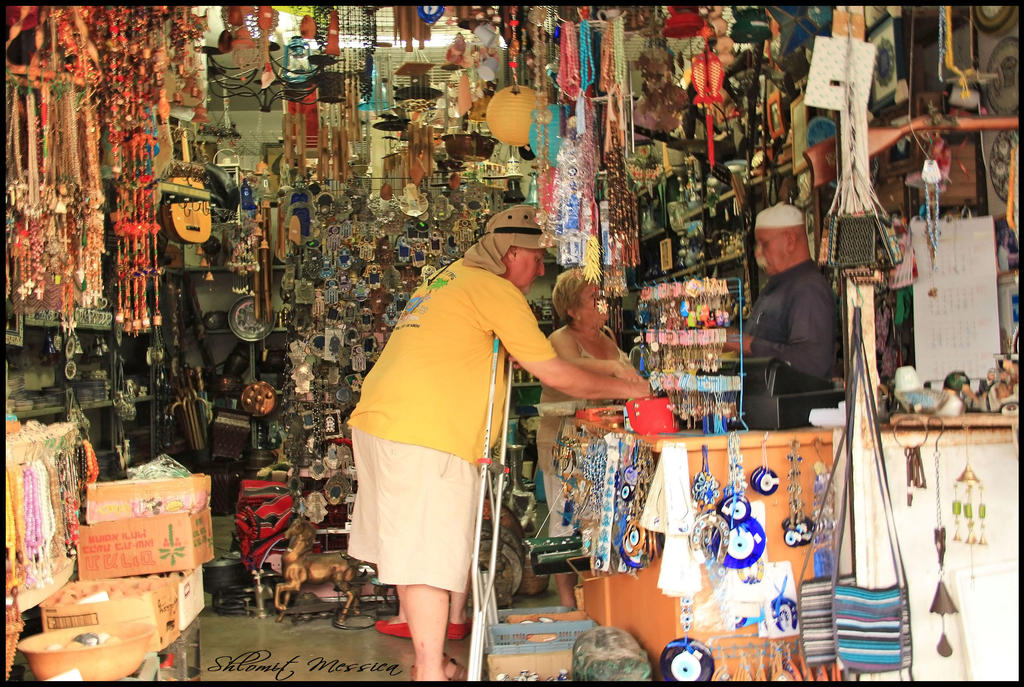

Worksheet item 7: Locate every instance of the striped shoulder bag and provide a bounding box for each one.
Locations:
[798,306,913,677]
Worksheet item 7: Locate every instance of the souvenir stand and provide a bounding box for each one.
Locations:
[4,4,1019,683]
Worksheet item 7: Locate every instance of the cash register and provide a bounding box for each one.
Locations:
[742,358,844,429]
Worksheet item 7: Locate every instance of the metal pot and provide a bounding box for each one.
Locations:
[203,555,248,594]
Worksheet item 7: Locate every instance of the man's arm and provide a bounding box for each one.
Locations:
[519,356,650,400]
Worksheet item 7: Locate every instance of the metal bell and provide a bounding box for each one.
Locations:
[929,579,958,615]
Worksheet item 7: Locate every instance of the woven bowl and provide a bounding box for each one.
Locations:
[17,622,155,681]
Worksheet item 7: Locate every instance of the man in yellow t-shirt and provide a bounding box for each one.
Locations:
[347,205,650,682]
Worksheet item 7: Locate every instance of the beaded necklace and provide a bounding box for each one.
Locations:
[558,21,581,99]
[6,465,26,591]
[578,20,595,94]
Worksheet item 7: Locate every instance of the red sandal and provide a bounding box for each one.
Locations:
[374,619,411,638]
[446,621,472,640]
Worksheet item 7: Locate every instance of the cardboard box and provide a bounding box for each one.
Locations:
[160,567,205,631]
[39,576,180,652]
[85,474,211,524]
[77,508,215,580]
[487,650,572,681]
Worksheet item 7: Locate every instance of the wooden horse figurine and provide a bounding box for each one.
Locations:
[274,517,359,622]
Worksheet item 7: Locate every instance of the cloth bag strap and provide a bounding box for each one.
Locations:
[798,306,908,595]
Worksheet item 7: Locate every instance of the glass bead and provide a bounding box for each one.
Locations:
[952,501,961,515]
[964,504,972,518]
[978,504,986,519]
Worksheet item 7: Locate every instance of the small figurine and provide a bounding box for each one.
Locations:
[937,371,975,417]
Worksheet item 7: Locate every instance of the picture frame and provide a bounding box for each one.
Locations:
[261,141,285,194]
[767,91,785,141]
[864,6,890,32]
[6,310,23,347]
[868,15,907,113]
[659,237,674,273]
[790,94,807,173]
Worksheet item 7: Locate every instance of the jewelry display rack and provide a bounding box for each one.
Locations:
[637,276,748,436]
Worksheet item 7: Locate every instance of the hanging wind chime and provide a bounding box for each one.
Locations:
[929,421,958,658]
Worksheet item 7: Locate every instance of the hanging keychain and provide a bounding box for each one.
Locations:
[782,440,814,547]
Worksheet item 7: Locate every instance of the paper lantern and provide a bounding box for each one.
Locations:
[486,86,536,147]
[663,7,704,39]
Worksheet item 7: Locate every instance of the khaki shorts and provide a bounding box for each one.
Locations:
[348,428,478,593]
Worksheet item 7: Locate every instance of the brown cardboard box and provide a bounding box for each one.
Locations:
[487,650,573,681]
[156,567,205,632]
[85,474,211,524]
[39,576,180,651]
[77,509,214,580]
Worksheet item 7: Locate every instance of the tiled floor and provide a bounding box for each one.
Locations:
[197,515,563,682]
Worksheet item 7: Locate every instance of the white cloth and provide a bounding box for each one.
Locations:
[657,444,703,598]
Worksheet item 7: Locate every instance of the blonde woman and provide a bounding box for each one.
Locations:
[535,269,645,607]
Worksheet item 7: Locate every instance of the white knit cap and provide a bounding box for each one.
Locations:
[755,203,804,230]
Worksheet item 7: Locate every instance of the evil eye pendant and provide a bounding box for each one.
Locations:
[750,466,780,496]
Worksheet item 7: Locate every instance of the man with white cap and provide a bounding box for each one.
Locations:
[347,205,650,681]
[724,202,835,378]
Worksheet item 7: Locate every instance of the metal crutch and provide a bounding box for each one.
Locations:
[467,335,514,681]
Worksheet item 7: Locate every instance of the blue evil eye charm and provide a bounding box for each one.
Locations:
[623,466,639,486]
[719,518,766,569]
[771,598,799,633]
[750,466,780,496]
[783,517,814,548]
[716,493,751,523]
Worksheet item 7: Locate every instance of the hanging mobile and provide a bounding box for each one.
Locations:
[782,440,814,547]
[691,445,721,512]
[928,419,959,658]
[954,430,985,546]
[749,432,779,496]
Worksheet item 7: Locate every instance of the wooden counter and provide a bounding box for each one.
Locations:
[580,427,835,680]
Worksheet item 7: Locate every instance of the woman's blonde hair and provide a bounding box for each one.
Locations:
[551,268,592,324]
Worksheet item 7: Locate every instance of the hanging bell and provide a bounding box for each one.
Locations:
[525,172,538,206]
[930,579,959,615]
[956,464,980,486]
[502,178,525,204]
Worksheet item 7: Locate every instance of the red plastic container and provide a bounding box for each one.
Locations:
[625,397,679,435]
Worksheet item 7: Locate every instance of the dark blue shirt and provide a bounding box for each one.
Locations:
[745,260,835,378]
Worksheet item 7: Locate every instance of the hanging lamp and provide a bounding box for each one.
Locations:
[486,85,536,146]
[690,27,725,166]
[663,6,705,39]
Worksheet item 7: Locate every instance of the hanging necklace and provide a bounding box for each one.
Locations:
[558,20,581,100]
[921,157,943,269]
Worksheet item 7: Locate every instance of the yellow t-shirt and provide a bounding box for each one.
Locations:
[348,259,557,464]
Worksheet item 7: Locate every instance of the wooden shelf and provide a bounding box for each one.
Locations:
[23,318,112,331]
[204,328,288,335]
[14,405,65,419]
[173,265,287,273]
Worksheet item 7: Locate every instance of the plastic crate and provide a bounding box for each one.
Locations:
[487,606,596,655]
